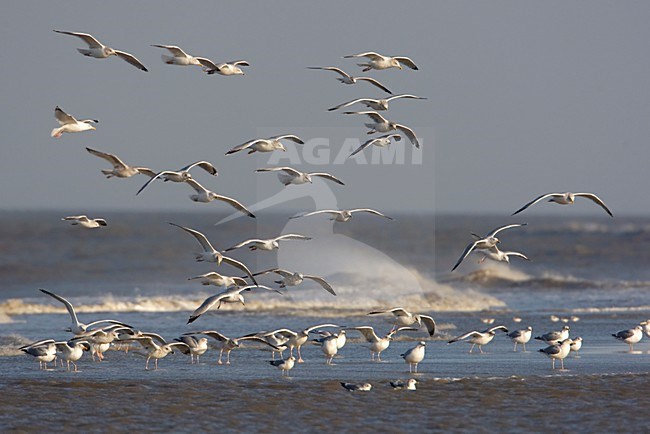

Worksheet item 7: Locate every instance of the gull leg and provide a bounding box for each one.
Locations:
[469,344,475,354]
[551,359,555,370]
[560,359,565,370]
[297,346,304,363]
[513,343,517,352]
[377,352,382,362]
[523,342,526,352]
[226,350,232,365]
[154,359,158,370]
[145,357,150,370]
[73,361,78,372]
[218,349,224,365]
[479,345,484,354]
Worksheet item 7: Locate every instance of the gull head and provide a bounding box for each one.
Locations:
[303,173,313,183]
[273,142,287,152]
[104,47,116,57]
[391,59,402,69]
[378,100,389,110]
[231,66,245,75]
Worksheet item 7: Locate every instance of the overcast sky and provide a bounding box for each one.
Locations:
[1,1,649,216]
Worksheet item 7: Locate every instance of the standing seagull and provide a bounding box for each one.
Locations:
[255,167,345,186]
[251,268,336,296]
[507,326,533,352]
[612,326,644,352]
[367,308,436,337]
[328,95,426,112]
[346,326,417,362]
[534,325,570,345]
[349,134,401,158]
[136,161,218,195]
[173,336,208,364]
[308,66,392,93]
[271,324,340,363]
[183,331,279,365]
[512,192,613,217]
[539,338,573,370]
[290,208,393,222]
[183,179,254,218]
[269,356,296,376]
[168,223,258,282]
[130,334,189,370]
[226,135,305,155]
[55,340,90,371]
[448,326,509,354]
[20,339,57,370]
[53,30,148,71]
[344,111,420,148]
[225,234,311,252]
[343,52,419,71]
[62,215,107,229]
[86,147,154,179]
[51,106,98,138]
[451,223,527,272]
[187,285,282,324]
[151,44,202,66]
[401,341,426,373]
[197,57,249,75]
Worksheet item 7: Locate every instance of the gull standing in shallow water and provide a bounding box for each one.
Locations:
[129,333,189,370]
[39,289,129,335]
[86,147,154,179]
[612,326,644,352]
[534,325,570,346]
[448,326,509,354]
[401,341,426,373]
[308,66,392,93]
[20,339,57,370]
[255,167,345,186]
[62,215,107,229]
[53,30,148,71]
[183,331,279,365]
[197,57,249,75]
[136,161,218,195]
[328,95,427,111]
[151,44,203,66]
[344,111,420,148]
[349,134,401,158]
[187,285,282,324]
[367,308,436,337]
[168,223,258,282]
[512,192,613,217]
[173,336,208,364]
[507,326,533,352]
[224,234,312,252]
[269,324,340,363]
[539,338,573,370]
[290,208,393,222]
[226,135,304,155]
[251,268,336,296]
[451,223,527,272]
[269,356,296,376]
[55,340,90,371]
[183,179,255,218]
[341,382,372,392]
[51,106,98,138]
[343,52,419,71]
[346,326,417,361]
[570,337,583,355]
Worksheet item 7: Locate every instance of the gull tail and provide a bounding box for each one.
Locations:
[51,127,63,138]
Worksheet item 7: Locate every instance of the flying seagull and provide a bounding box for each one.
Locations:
[343,52,418,71]
[51,106,98,138]
[367,308,436,336]
[451,223,526,271]
[61,215,107,229]
[135,161,218,195]
[308,66,391,94]
[151,44,203,66]
[226,135,305,155]
[255,167,345,186]
[349,134,401,158]
[197,57,249,75]
[251,268,336,296]
[344,111,419,148]
[183,179,254,218]
[290,208,393,222]
[86,147,154,179]
[53,30,148,71]
[328,95,426,111]
[225,234,311,252]
[512,192,613,217]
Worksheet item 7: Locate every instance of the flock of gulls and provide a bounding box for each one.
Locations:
[16,30,647,392]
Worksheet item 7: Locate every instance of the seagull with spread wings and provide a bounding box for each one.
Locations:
[344,111,420,148]
[151,44,203,66]
[51,106,98,138]
[448,326,509,354]
[187,285,282,324]
[225,234,311,252]
[226,135,304,155]
[53,30,148,71]
[86,147,154,179]
[367,308,436,336]
[346,326,417,361]
[197,57,249,75]
[328,94,426,111]
[168,223,257,282]
[512,192,613,217]
[349,134,402,158]
[187,272,248,289]
[61,215,107,229]
[290,208,393,222]
[182,179,254,218]
[451,223,527,271]
[343,52,418,71]
[135,161,218,195]
[251,268,336,296]
[183,330,280,365]
[307,66,392,93]
[255,166,345,186]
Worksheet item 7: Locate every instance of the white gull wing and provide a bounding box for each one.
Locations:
[179,161,218,176]
[309,173,345,185]
[150,44,190,57]
[393,56,419,70]
[349,209,394,219]
[255,167,303,176]
[274,234,312,242]
[387,94,427,102]
[307,66,352,80]
[367,307,410,317]
[39,288,80,328]
[344,110,389,124]
[347,326,380,342]
[418,315,436,336]
[355,77,392,93]
[221,256,259,284]
[302,275,336,296]
[448,330,483,343]
[486,223,527,238]
[113,50,148,71]
[86,147,129,170]
[328,98,379,111]
[574,193,613,217]
[451,241,480,272]
[512,193,565,216]
[269,134,305,144]
[168,222,217,254]
[54,106,77,125]
[395,123,420,148]
[53,30,104,48]
[343,52,385,60]
[289,210,342,219]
